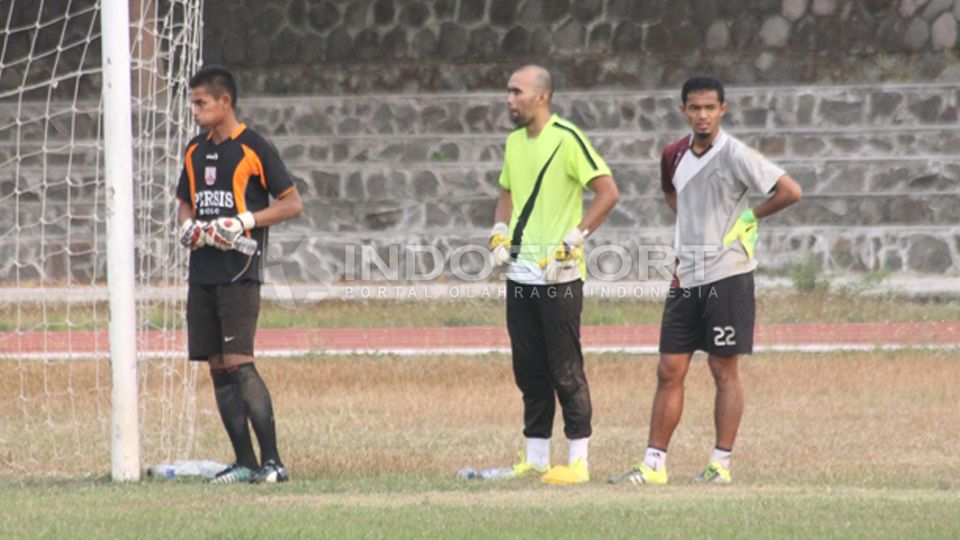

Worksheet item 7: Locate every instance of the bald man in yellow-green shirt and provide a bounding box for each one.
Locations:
[487,65,620,485]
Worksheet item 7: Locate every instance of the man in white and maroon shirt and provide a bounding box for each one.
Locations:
[611,76,802,485]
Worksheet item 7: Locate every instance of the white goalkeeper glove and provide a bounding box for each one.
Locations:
[204,211,255,251]
[178,218,207,250]
[541,227,587,283]
[488,222,512,267]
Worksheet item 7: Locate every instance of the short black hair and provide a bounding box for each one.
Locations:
[189,64,238,107]
[681,76,724,104]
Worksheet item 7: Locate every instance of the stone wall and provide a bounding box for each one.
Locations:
[4,0,960,96]
[2,82,958,282]
[202,0,960,94]
[2,1,959,285]
[236,83,959,281]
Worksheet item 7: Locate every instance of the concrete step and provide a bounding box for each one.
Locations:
[5,156,958,204]
[292,191,960,235]
[7,125,960,171]
[0,103,101,143]
[4,186,954,236]
[1,224,954,282]
[287,157,959,200]
[237,83,960,136]
[0,140,103,169]
[264,126,960,165]
[4,222,945,247]
[3,83,957,143]
[0,140,181,170]
[257,224,958,281]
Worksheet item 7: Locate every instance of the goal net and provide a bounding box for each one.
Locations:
[0,0,203,477]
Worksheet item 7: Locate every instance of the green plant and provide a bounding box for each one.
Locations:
[789,256,828,293]
[862,269,891,285]
[835,268,892,296]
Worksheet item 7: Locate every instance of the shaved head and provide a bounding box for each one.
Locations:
[507,65,554,130]
[513,65,553,100]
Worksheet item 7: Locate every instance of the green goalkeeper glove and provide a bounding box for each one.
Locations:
[722,209,758,259]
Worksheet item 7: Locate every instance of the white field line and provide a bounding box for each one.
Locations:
[2,342,958,362]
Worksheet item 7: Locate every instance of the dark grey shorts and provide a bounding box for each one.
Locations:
[658,271,756,357]
[186,281,261,360]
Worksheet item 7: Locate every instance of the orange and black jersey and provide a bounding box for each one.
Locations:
[176,124,296,285]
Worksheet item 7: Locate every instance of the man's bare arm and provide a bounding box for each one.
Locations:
[579,175,620,234]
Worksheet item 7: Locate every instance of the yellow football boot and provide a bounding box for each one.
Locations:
[541,458,589,485]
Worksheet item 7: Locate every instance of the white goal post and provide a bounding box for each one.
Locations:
[101,0,140,482]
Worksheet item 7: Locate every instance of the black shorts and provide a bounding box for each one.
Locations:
[658,272,755,357]
[186,280,261,360]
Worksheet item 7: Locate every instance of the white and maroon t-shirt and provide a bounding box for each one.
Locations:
[661,130,785,288]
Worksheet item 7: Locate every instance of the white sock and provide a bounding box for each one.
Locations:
[526,438,550,469]
[709,447,732,470]
[568,438,589,467]
[644,446,667,472]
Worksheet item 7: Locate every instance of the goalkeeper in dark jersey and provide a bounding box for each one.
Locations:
[175,65,302,484]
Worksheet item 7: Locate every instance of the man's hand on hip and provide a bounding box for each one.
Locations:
[541,227,587,283]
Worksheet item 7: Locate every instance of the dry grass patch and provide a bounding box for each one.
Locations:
[2,350,957,489]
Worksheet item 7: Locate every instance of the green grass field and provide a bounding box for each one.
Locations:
[4,480,958,539]
[253,291,960,327]
[3,351,959,538]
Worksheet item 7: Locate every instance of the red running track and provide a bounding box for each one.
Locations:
[1,322,958,356]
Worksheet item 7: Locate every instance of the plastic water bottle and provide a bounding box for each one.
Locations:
[146,463,177,479]
[147,460,227,480]
[234,236,258,256]
[479,467,514,481]
[456,467,479,480]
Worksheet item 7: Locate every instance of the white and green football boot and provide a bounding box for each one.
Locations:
[608,463,668,485]
[208,463,254,484]
[692,461,732,484]
[250,459,289,484]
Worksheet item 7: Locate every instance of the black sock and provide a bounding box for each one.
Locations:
[234,363,281,465]
[212,368,259,470]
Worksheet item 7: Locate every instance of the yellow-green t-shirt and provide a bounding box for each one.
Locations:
[499,114,611,284]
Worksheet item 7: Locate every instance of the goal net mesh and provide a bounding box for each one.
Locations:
[0,0,204,477]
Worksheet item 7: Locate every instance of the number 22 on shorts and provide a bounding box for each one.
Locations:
[713,326,736,347]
